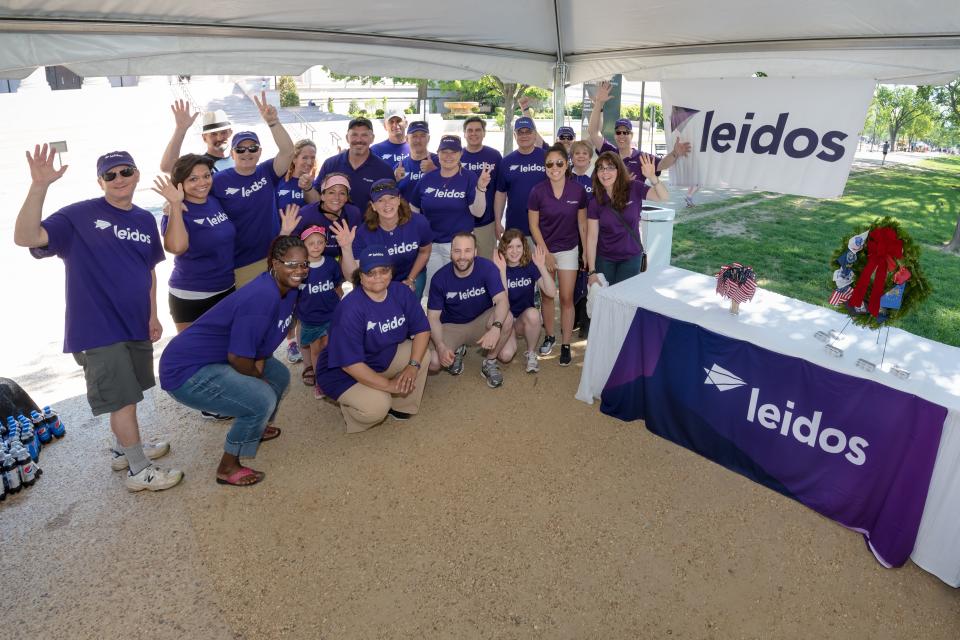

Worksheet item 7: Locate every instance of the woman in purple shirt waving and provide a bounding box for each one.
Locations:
[586,151,668,286]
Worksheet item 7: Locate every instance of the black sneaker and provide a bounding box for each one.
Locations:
[388,409,412,421]
[201,411,234,421]
[559,344,572,366]
[447,344,467,376]
[538,335,556,356]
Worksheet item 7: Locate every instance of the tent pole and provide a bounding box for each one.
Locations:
[551,0,567,138]
[638,81,646,152]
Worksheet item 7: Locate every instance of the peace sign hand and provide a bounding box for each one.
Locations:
[254,91,279,125]
[477,164,492,191]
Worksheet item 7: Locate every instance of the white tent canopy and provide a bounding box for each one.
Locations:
[1,1,959,86]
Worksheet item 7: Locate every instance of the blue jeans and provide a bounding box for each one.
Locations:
[414,270,427,300]
[169,357,290,458]
[596,254,643,286]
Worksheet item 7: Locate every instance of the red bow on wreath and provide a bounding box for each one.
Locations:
[848,227,903,318]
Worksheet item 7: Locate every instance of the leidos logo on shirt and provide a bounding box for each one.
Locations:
[508,277,533,289]
[366,315,406,333]
[565,200,579,205]
[193,212,229,227]
[94,219,151,244]
[381,153,393,160]
[452,286,487,301]
[277,314,293,331]
[388,241,419,255]
[305,280,336,294]
[703,363,868,465]
[509,164,544,173]
[463,162,494,172]
[241,177,269,197]
[428,188,466,199]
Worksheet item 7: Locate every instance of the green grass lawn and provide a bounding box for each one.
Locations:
[671,156,960,346]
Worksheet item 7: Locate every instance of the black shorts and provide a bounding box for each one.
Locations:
[168,288,235,323]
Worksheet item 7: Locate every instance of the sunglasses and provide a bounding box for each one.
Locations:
[101,166,136,181]
[371,181,398,193]
[234,144,260,154]
[544,160,566,168]
[279,260,309,269]
[614,130,631,136]
[558,135,574,141]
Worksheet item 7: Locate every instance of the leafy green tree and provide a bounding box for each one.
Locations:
[931,79,960,126]
[277,75,300,108]
[873,85,934,148]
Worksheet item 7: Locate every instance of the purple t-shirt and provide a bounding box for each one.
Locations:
[353,214,433,282]
[428,257,504,325]
[212,160,282,268]
[315,150,394,212]
[32,197,165,353]
[505,262,542,318]
[315,281,429,399]
[161,197,236,293]
[292,202,362,259]
[398,153,440,202]
[598,139,662,184]
[527,179,587,253]
[296,258,342,325]
[275,176,306,211]
[572,172,594,197]
[496,147,546,235]
[410,169,478,243]
[370,139,411,166]
[159,272,298,391]
[587,180,647,262]
[460,146,502,227]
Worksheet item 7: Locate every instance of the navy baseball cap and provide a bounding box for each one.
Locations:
[514,116,535,131]
[96,151,136,176]
[231,131,260,148]
[407,120,429,134]
[557,126,575,138]
[369,179,400,202]
[358,245,393,272]
[614,118,633,132]
[437,135,462,152]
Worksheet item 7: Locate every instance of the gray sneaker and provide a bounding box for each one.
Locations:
[111,441,171,471]
[447,344,467,376]
[125,465,184,492]
[481,359,504,388]
[538,335,556,356]
[525,350,540,373]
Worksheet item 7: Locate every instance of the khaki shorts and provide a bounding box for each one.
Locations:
[474,222,498,262]
[434,308,495,352]
[234,259,267,289]
[73,341,155,415]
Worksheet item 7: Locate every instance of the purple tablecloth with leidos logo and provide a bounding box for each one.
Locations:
[576,267,960,585]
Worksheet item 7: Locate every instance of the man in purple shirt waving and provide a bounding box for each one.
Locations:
[15,145,184,493]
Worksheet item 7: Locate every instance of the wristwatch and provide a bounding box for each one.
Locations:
[492,321,504,330]
[408,359,421,369]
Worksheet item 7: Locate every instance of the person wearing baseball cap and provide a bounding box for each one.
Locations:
[587,79,691,185]
[314,245,432,433]
[16,144,183,492]
[493,116,549,239]
[395,120,439,202]
[556,126,576,152]
[315,117,394,212]
[160,101,235,174]
[292,225,343,390]
[370,109,411,166]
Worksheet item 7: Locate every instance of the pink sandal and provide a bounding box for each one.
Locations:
[216,467,265,487]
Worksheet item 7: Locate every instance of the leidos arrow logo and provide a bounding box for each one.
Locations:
[225,187,240,195]
[94,219,111,230]
[703,363,746,391]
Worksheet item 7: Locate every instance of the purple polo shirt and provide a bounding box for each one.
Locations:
[505,262,542,318]
[587,180,647,262]
[527,179,587,253]
[428,257,504,325]
[31,197,165,353]
[159,272,298,391]
[370,139,411,166]
[292,202,362,259]
[410,169,478,243]
[315,150,394,212]
[398,153,440,202]
[315,281,430,400]
[460,146,502,227]
[296,258,342,325]
[496,146,546,235]
[353,214,433,282]
[212,160,282,268]
[275,176,306,211]
[160,197,236,293]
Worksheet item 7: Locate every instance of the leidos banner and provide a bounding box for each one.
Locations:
[600,307,946,567]
[662,78,875,198]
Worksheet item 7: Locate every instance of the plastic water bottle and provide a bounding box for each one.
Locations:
[43,406,65,439]
[30,410,51,445]
[3,451,21,494]
[15,447,37,487]
[20,427,39,463]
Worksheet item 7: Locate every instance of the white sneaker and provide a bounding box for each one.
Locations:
[111,441,171,471]
[525,350,540,373]
[125,465,184,492]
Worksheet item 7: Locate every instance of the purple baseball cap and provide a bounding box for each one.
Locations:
[358,245,393,272]
[557,126,575,138]
[369,178,400,202]
[437,135,462,152]
[231,131,260,148]
[514,116,535,131]
[96,151,136,176]
[407,120,429,134]
[614,118,633,132]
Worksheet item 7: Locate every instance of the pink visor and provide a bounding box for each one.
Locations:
[320,174,351,192]
[299,225,327,241]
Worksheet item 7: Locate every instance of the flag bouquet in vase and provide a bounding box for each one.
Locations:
[715,263,757,315]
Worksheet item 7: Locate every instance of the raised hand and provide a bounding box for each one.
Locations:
[639,154,658,180]
[254,90,279,125]
[420,157,437,173]
[170,99,199,130]
[518,95,531,112]
[26,144,67,186]
[477,164,492,191]
[593,80,612,106]
[151,175,186,214]
[492,246,506,271]
[394,162,406,181]
[329,219,356,249]
[278,203,301,236]
[297,172,315,191]
[672,138,692,158]
[531,244,547,268]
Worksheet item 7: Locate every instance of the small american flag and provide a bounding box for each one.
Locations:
[715,263,757,303]
[829,286,853,306]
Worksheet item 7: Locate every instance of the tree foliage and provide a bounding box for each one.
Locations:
[277,75,300,108]
[873,85,935,148]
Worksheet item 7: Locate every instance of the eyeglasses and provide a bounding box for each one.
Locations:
[234,144,260,154]
[596,165,618,173]
[101,166,136,181]
[371,181,398,193]
[544,160,566,168]
[614,130,631,136]
[558,135,574,141]
[279,260,309,269]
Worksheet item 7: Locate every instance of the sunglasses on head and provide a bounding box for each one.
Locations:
[614,130,631,136]
[371,181,398,193]
[558,135,574,141]
[101,166,136,181]
[279,260,309,269]
[234,144,260,154]
[544,160,566,168]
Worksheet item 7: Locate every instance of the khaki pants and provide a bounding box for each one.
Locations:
[337,340,429,434]
[434,310,492,353]
[234,259,268,289]
[474,222,498,262]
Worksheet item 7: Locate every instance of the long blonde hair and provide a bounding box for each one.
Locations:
[285,139,317,181]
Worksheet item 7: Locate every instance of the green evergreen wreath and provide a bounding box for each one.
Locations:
[829,216,931,330]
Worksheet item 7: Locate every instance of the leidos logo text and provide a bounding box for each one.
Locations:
[700,111,847,163]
